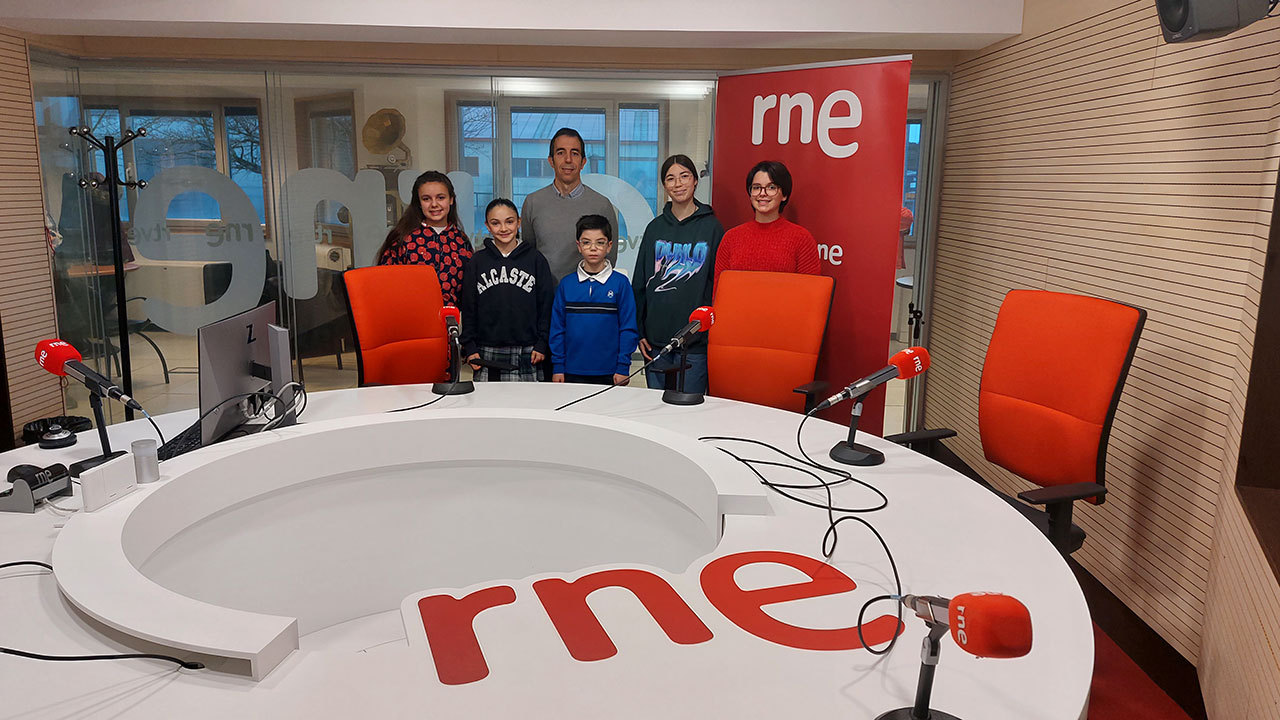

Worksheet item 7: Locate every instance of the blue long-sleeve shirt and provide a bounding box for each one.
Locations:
[550,262,640,376]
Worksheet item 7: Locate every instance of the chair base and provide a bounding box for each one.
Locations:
[662,389,704,406]
[875,708,961,720]
[432,380,475,396]
[829,440,885,466]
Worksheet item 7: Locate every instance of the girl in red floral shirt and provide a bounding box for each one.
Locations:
[377,171,473,306]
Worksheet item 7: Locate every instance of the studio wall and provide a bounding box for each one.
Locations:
[0,27,61,442]
[927,1,1279,716]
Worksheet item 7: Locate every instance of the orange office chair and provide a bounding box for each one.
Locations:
[889,289,1146,554]
[343,265,450,386]
[708,270,835,413]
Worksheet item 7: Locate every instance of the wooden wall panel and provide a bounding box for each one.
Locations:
[0,26,61,442]
[929,2,1279,696]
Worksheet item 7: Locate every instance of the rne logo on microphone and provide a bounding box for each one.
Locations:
[751,90,863,159]
[954,604,969,646]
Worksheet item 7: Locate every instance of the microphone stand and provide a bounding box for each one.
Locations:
[876,623,962,720]
[829,399,885,466]
[68,394,127,478]
[661,344,703,406]
[432,335,474,395]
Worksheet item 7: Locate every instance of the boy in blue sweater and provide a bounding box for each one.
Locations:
[551,214,640,386]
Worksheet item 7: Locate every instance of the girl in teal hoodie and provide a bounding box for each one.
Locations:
[632,154,724,394]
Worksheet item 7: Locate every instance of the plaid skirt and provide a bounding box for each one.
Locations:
[477,345,540,382]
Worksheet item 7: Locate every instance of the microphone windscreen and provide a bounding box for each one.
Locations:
[688,306,715,331]
[34,339,81,376]
[889,346,930,379]
[439,306,461,323]
[949,592,1032,659]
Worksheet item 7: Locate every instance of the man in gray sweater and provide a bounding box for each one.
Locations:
[521,127,618,280]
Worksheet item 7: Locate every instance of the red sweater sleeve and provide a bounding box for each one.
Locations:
[795,227,821,275]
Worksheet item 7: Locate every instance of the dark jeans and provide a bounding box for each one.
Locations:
[564,373,614,386]
[645,351,709,394]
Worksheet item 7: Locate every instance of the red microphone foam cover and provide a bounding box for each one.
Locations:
[34,339,81,376]
[688,305,715,331]
[948,592,1032,659]
[889,346,930,380]
[439,306,461,323]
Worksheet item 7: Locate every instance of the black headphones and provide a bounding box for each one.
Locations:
[6,463,71,492]
[7,463,67,483]
[22,416,92,449]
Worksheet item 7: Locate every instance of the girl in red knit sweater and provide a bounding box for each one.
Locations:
[377,171,473,306]
[713,160,820,289]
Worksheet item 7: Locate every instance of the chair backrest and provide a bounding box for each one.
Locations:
[343,265,449,386]
[708,270,835,413]
[979,290,1146,500]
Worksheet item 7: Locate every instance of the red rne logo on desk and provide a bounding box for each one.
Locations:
[401,550,904,686]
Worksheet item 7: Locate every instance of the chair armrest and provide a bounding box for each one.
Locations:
[884,428,958,445]
[1018,482,1106,506]
[793,381,829,413]
[793,380,828,397]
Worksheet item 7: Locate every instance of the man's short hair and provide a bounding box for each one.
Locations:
[549,127,587,158]
[575,214,613,243]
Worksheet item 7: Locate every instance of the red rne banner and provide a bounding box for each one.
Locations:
[712,57,912,433]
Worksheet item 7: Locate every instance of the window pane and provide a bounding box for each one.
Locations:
[129,109,218,220]
[619,105,660,214]
[902,120,922,234]
[226,106,265,222]
[510,108,606,211]
[459,103,494,233]
[308,110,355,225]
[85,106,128,221]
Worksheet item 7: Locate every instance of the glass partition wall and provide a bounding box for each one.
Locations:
[31,54,938,432]
[30,57,719,421]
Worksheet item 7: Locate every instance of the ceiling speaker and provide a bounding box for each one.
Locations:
[1157,0,1270,42]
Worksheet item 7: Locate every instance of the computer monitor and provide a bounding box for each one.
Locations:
[197,301,296,445]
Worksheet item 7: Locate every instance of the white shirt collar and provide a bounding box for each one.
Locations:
[495,239,521,257]
[577,259,613,283]
[554,181,586,199]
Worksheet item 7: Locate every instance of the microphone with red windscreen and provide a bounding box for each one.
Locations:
[657,305,715,356]
[950,592,1033,659]
[902,592,1033,659]
[878,592,1032,720]
[439,306,461,339]
[814,346,930,412]
[35,339,143,411]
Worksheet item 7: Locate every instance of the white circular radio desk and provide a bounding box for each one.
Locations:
[0,383,1092,719]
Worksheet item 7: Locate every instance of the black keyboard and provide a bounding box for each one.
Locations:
[157,421,202,462]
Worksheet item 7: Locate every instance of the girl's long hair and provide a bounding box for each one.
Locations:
[377,171,467,263]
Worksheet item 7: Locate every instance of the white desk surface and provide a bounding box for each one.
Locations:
[0,383,1092,719]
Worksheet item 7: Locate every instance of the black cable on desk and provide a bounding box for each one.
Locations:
[389,376,460,413]
[700,410,904,656]
[552,356,659,412]
[141,409,166,446]
[0,647,204,670]
[0,561,205,670]
[0,561,52,573]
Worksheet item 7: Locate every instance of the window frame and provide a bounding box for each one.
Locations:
[446,93,669,217]
[82,95,271,236]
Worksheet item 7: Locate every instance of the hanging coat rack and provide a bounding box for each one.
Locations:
[67,124,148,420]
